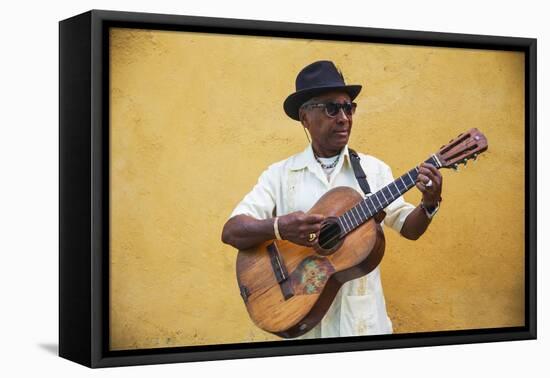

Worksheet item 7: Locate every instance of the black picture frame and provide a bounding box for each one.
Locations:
[59,9,537,368]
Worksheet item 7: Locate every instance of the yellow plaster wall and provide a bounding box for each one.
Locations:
[109,28,524,350]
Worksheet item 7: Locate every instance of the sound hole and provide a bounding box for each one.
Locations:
[318,220,342,250]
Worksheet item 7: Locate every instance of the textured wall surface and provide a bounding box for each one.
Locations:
[109,28,524,350]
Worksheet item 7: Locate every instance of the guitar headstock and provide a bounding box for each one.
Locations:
[435,128,488,170]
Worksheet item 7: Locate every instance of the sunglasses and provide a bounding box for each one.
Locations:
[303,101,357,117]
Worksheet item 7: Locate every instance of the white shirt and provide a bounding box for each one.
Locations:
[230,144,415,338]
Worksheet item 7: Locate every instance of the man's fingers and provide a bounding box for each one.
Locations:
[416,181,427,192]
[417,173,431,185]
[300,223,322,234]
[418,170,441,189]
[418,167,436,180]
[304,213,325,224]
[420,164,442,185]
[421,163,440,176]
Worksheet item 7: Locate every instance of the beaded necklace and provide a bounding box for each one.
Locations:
[314,153,340,169]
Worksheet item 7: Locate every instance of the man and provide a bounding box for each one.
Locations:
[221,60,442,337]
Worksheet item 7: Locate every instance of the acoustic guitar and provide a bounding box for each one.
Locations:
[236,128,488,338]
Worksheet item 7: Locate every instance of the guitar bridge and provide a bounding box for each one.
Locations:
[267,242,294,300]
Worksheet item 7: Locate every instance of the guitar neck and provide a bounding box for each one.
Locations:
[337,154,441,236]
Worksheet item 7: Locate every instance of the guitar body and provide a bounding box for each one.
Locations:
[236,186,385,339]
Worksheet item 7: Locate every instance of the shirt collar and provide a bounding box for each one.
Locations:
[290,144,351,171]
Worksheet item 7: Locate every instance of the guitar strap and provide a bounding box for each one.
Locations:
[348,148,371,196]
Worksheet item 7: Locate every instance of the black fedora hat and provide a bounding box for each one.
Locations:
[283,60,362,121]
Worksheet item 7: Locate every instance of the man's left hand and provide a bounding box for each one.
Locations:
[415,163,442,207]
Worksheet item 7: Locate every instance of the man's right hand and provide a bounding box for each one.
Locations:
[277,211,325,246]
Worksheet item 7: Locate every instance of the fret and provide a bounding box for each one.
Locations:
[401,175,409,191]
[353,209,361,225]
[345,211,355,230]
[341,213,350,232]
[372,194,382,209]
[349,207,361,227]
[367,195,375,211]
[389,182,399,197]
[397,177,406,191]
[378,192,389,209]
[360,203,370,220]
[378,188,388,202]
[345,216,351,232]
[345,212,355,229]
[358,202,368,218]
[350,208,359,224]
[394,182,404,197]
[406,171,414,185]
[382,191,390,206]
[364,201,373,218]
[348,208,359,228]
[396,182,403,195]
[338,217,348,233]
[338,217,350,234]
[342,213,349,230]
[353,206,362,223]
[339,217,351,233]
[382,186,394,201]
[366,196,376,216]
[357,208,363,222]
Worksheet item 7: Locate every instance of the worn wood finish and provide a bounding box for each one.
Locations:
[236,186,385,338]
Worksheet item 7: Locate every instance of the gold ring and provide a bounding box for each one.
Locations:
[308,233,317,242]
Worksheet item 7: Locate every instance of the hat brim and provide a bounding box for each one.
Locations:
[283,85,362,121]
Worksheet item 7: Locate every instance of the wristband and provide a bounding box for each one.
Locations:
[273,217,282,240]
[420,200,440,219]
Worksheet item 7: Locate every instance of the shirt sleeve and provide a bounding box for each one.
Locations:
[229,165,278,220]
[378,162,416,234]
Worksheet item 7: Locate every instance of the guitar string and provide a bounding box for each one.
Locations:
[316,205,375,247]
[319,190,399,245]
[318,204,382,246]
[314,175,418,247]
[302,166,423,247]
[310,194,389,247]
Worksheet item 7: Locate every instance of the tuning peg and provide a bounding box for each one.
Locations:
[462,159,468,166]
[473,153,478,161]
[452,164,459,171]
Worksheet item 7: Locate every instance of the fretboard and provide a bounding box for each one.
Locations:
[337,155,440,235]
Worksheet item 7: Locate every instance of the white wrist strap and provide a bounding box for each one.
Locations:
[273,217,282,240]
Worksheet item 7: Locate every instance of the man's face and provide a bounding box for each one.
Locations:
[301,91,354,157]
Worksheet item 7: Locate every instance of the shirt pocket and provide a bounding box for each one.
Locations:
[339,292,378,336]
